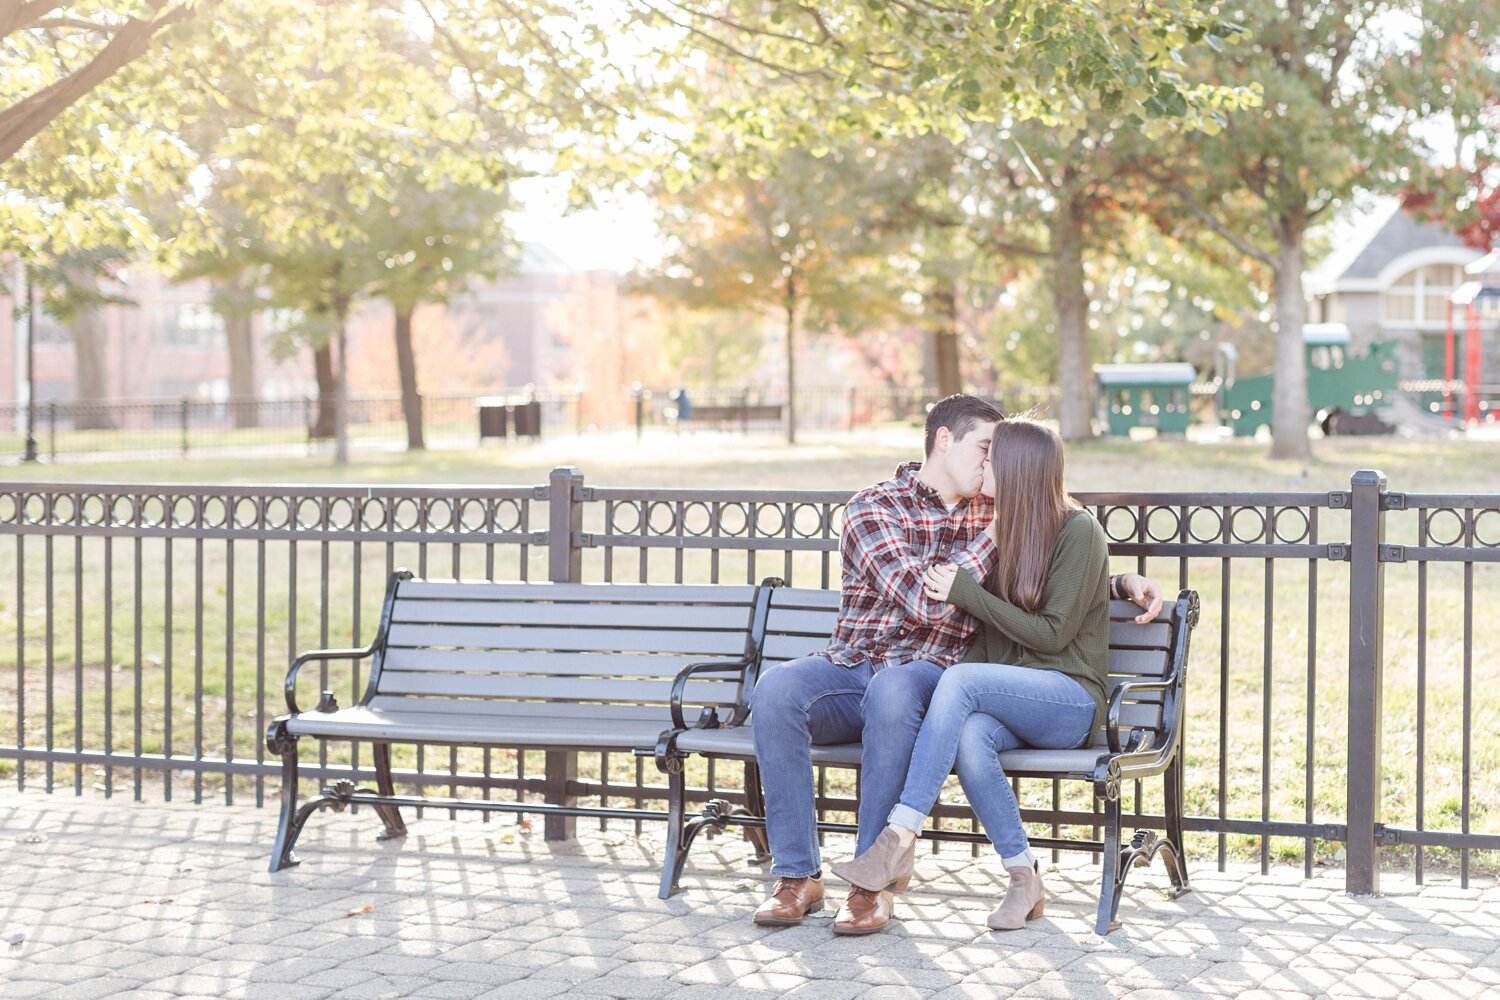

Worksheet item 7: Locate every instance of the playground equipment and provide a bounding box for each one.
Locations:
[1438,249,1500,422]
[1218,323,1400,437]
[1093,363,1196,436]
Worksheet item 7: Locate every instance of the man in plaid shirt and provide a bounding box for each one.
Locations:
[750,395,1162,935]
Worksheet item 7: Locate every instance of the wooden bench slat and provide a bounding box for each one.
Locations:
[365,694,675,722]
[1107,599,1170,623]
[396,581,760,604]
[386,623,750,656]
[287,706,667,748]
[376,671,740,704]
[1107,648,1172,676]
[1107,621,1171,648]
[769,589,842,611]
[760,634,826,662]
[381,648,736,678]
[391,600,754,631]
[760,608,845,635]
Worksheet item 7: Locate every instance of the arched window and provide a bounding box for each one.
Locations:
[1382,263,1465,324]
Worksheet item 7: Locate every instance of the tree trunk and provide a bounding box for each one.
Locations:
[784,277,797,445]
[216,278,259,429]
[393,305,425,451]
[931,282,963,397]
[71,309,114,430]
[1270,223,1312,461]
[333,297,350,466]
[312,344,337,439]
[1052,193,1093,441]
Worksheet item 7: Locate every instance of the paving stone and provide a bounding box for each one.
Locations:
[43,981,150,1000]
[570,976,683,999]
[6,786,1500,1000]
[407,982,494,1000]
[236,986,336,1000]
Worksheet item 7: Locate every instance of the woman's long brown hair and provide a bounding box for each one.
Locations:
[986,419,1080,613]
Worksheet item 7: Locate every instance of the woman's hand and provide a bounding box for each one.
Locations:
[1115,572,1164,623]
[923,563,960,603]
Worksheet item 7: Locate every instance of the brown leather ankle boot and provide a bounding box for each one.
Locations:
[752,874,825,927]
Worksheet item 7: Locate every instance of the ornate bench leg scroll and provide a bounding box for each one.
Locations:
[372,742,408,841]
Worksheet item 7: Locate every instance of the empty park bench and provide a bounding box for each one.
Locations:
[265,572,771,871]
[680,401,786,431]
[651,582,1201,935]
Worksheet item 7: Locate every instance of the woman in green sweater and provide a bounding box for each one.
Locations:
[831,418,1110,930]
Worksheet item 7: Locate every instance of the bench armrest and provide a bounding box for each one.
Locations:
[284,645,377,715]
[669,656,755,730]
[1105,677,1174,754]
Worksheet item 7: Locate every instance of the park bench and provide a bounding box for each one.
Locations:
[264,572,771,872]
[651,582,1201,935]
[679,401,786,431]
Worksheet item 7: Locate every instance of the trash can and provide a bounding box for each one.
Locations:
[512,400,542,439]
[476,397,508,441]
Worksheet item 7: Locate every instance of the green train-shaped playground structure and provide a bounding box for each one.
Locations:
[1093,250,1499,437]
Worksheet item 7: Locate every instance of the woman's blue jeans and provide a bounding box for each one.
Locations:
[887,662,1096,860]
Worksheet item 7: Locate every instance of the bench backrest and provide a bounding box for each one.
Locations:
[367,577,764,722]
[760,586,1194,746]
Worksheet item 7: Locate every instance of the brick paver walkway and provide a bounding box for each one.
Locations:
[1,786,1496,999]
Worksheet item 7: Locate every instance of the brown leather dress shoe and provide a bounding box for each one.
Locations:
[831,885,894,936]
[752,874,825,927]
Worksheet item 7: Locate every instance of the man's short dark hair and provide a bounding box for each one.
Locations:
[924,394,1003,457]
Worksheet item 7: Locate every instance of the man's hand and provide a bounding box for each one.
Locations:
[923,563,960,603]
[1117,573,1164,623]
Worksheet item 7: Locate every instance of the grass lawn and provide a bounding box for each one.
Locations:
[0,428,1495,877]
[0,426,1497,494]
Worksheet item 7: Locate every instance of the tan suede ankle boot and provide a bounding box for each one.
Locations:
[987,861,1045,930]
[830,827,916,893]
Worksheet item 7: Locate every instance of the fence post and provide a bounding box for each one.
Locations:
[47,401,57,461]
[179,398,190,457]
[544,465,585,840]
[1346,469,1387,896]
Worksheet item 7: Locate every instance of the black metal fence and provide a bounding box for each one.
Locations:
[628,384,1060,437]
[0,468,1494,893]
[0,390,585,463]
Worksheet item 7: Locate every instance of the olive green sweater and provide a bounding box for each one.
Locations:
[946,510,1111,732]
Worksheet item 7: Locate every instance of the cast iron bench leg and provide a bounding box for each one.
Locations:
[267,724,303,872]
[659,765,689,899]
[1163,754,1192,897]
[372,742,408,841]
[1095,796,1125,935]
[740,761,772,864]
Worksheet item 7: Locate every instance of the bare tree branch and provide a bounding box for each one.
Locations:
[1141,163,1277,267]
[0,0,58,41]
[33,16,120,33]
[635,1,830,81]
[0,1,191,163]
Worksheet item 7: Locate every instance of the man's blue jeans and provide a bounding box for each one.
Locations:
[888,662,1096,861]
[750,655,944,878]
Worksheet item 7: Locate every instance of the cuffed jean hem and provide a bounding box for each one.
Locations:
[887,803,925,834]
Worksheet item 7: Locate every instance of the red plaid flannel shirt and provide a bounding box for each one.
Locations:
[821,463,997,671]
